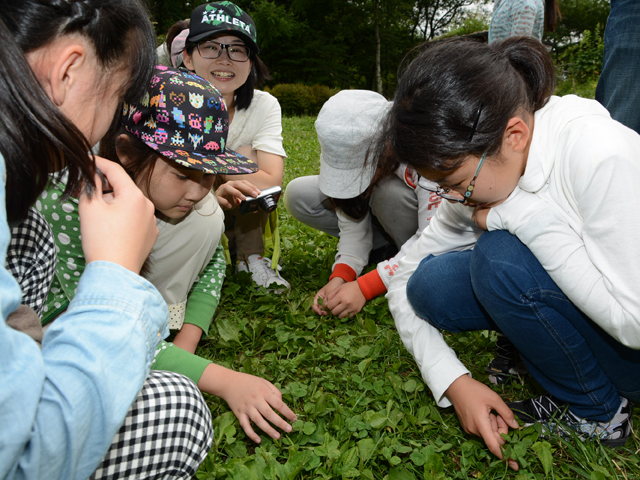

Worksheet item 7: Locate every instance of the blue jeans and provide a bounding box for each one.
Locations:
[595,0,640,134]
[406,231,640,421]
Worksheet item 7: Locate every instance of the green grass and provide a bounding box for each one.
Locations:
[194,116,640,479]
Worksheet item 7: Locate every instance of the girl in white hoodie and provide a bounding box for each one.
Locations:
[379,36,640,470]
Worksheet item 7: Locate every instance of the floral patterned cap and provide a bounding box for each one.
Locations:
[121,65,257,175]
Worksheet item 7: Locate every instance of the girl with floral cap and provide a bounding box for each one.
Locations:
[182,1,290,292]
[40,66,297,445]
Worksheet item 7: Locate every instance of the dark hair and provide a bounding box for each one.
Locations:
[0,0,156,224]
[165,19,190,53]
[379,36,555,175]
[544,0,561,32]
[98,115,158,199]
[184,38,271,111]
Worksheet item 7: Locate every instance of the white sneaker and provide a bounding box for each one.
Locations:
[237,255,290,293]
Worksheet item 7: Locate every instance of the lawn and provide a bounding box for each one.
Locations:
[194,116,640,480]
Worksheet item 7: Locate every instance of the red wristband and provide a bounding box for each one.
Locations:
[329,263,357,283]
[356,270,387,300]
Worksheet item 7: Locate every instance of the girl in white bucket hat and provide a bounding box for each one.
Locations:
[284,89,441,317]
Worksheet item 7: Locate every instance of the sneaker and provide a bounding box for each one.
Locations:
[508,394,633,448]
[485,333,528,385]
[237,255,290,293]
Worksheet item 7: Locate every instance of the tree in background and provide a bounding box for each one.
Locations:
[147,0,610,100]
[148,0,473,96]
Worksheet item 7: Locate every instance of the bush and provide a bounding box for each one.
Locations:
[265,83,340,116]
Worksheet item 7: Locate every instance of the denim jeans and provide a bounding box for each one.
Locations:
[595,0,640,134]
[406,230,640,421]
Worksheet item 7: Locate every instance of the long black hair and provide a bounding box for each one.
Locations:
[377,36,555,175]
[0,0,156,224]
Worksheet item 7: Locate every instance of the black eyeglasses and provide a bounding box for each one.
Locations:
[417,151,488,203]
[197,41,250,62]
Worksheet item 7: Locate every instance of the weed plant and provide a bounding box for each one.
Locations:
[195,116,640,479]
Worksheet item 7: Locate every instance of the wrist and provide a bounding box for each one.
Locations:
[330,263,357,282]
[199,363,238,399]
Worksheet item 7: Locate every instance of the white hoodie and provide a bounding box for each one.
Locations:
[387,95,640,407]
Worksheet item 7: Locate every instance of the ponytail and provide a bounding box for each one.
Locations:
[379,37,555,174]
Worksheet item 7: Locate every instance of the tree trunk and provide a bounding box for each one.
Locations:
[375,0,383,94]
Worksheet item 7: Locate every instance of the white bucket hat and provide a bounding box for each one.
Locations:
[315,90,391,199]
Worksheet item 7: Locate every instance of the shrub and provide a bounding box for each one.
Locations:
[265,83,340,116]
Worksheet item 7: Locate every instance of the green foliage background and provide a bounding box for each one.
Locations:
[192,116,640,479]
[150,0,611,98]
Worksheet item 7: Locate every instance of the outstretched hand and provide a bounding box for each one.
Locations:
[79,156,158,274]
[202,365,297,443]
[215,180,261,210]
[324,281,366,318]
[445,374,520,471]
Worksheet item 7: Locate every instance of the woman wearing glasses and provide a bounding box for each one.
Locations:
[182,2,290,292]
[377,36,640,470]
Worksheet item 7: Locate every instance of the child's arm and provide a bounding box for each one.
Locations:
[445,374,519,471]
[322,184,441,318]
[173,244,226,353]
[312,209,372,315]
[197,363,297,443]
[152,341,296,443]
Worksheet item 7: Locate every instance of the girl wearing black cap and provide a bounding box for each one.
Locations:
[182,1,290,292]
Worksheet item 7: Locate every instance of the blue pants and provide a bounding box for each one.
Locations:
[596,0,640,134]
[406,231,640,421]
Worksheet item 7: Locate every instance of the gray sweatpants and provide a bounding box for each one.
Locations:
[283,174,418,250]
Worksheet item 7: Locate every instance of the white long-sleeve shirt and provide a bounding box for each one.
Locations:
[332,165,440,286]
[387,95,640,407]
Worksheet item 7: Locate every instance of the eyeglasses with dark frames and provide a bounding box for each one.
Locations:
[197,40,250,62]
[418,151,488,204]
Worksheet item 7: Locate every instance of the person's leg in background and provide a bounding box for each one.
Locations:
[596,0,640,134]
[284,174,396,253]
[369,174,419,260]
[229,206,290,292]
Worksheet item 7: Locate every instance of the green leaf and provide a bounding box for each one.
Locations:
[364,317,377,334]
[314,446,328,457]
[410,448,427,466]
[303,421,317,435]
[225,440,247,458]
[228,464,254,480]
[287,382,308,398]
[369,412,387,429]
[389,456,402,466]
[531,441,553,477]
[341,446,359,469]
[356,345,372,357]
[357,438,376,463]
[389,465,415,479]
[216,316,242,344]
[403,379,417,393]
[340,467,361,478]
[358,358,372,375]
